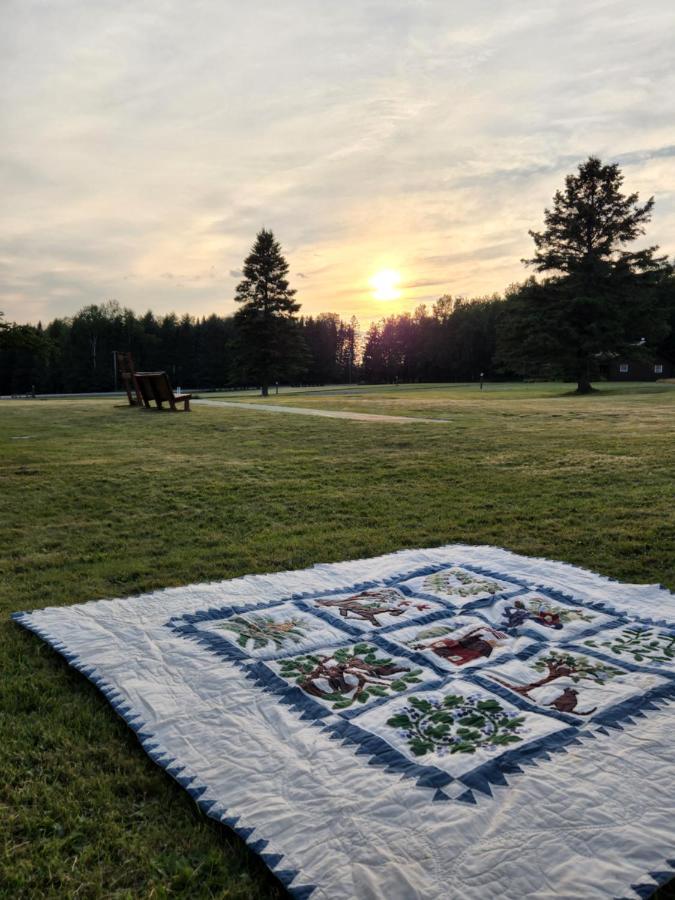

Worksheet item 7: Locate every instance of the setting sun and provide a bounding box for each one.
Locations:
[369,268,401,301]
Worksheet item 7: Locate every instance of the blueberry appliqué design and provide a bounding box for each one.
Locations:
[387,693,524,757]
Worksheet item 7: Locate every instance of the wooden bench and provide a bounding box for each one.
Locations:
[134,372,192,411]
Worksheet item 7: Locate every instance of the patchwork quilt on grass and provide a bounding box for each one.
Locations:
[13,545,675,899]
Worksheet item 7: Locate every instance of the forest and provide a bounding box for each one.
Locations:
[1,282,674,395]
[0,294,506,394]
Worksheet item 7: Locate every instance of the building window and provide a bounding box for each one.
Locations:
[619,363,629,373]
[654,364,663,374]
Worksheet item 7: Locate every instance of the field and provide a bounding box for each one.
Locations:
[1,382,674,898]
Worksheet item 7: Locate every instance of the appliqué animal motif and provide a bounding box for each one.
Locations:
[315,588,431,627]
[501,597,594,632]
[410,624,508,666]
[490,651,622,717]
[545,687,596,716]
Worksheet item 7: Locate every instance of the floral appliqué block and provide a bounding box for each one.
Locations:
[583,625,675,668]
[398,567,518,606]
[195,601,349,660]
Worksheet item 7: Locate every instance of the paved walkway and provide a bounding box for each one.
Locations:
[194,398,448,424]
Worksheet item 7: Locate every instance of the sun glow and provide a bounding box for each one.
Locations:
[370,268,401,301]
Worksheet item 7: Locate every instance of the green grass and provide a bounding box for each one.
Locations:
[1,383,674,898]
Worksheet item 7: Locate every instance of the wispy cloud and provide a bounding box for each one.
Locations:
[1,0,674,324]
[615,144,675,165]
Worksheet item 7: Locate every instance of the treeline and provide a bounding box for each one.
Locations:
[5,159,675,396]
[2,282,674,395]
[0,295,503,394]
[0,302,362,394]
[362,295,501,382]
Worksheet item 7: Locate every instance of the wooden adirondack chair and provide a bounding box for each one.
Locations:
[115,351,143,406]
[134,371,192,411]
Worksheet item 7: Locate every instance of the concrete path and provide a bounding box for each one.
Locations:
[194,398,448,424]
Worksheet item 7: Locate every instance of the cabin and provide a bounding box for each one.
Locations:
[607,355,673,381]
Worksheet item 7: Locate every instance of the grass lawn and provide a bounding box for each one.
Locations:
[1,382,674,898]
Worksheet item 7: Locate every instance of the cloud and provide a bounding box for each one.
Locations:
[615,144,675,165]
[1,0,674,324]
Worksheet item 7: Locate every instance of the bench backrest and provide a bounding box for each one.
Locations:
[116,351,143,405]
[115,351,135,378]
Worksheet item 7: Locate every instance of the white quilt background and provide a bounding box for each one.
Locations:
[14,545,675,900]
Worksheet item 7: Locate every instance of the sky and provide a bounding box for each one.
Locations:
[2,0,675,327]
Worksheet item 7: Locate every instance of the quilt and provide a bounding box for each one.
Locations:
[13,545,675,899]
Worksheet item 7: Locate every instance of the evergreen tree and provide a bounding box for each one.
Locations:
[233,229,307,395]
[498,157,672,393]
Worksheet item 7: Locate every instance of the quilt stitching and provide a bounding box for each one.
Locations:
[12,550,675,899]
[167,562,675,806]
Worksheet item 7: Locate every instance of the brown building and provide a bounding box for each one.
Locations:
[607,355,673,381]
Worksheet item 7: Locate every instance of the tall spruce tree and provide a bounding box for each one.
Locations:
[233,229,307,395]
[497,157,672,393]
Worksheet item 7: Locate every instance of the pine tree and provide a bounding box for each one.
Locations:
[233,229,307,395]
[497,157,672,393]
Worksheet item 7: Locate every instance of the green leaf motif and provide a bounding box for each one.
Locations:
[458,714,486,728]
[410,697,434,713]
[278,644,421,710]
[585,628,675,666]
[388,692,524,757]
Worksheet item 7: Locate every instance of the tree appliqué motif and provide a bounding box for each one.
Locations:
[387,694,525,756]
[278,643,423,709]
[584,628,675,665]
[491,651,623,716]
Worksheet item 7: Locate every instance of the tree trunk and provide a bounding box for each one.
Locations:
[261,383,269,397]
[493,660,575,696]
[575,357,597,394]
